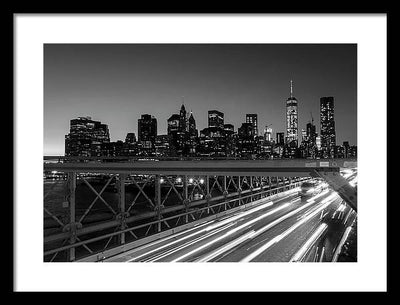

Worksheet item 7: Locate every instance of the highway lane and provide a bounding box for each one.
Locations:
[106,187,303,262]
[105,171,357,262]
[106,189,338,262]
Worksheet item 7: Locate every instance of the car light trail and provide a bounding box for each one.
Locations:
[195,230,257,262]
[169,202,294,262]
[289,223,328,262]
[240,195,338,262]
[204,191,298,232]
[319,247,325,262]
[200,195,335,263]
[128,191,299,262]
[343,209,352,224]
[204,200,274,231]
[143,223,236,262]
[123,220,217,261]
[332,225,353,262]
[126,221,230,262]
[307,189,330,202]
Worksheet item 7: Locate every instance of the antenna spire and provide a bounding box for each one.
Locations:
[290,80,293,98]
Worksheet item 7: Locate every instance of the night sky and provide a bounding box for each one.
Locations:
[44,44,357,155]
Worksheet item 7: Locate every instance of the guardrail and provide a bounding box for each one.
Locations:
[44,156,357,167]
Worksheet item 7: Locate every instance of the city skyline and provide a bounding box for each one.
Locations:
[44,44,357,155]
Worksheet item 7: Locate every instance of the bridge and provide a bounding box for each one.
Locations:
[43,157,357,262]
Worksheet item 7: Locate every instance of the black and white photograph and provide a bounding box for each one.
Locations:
[14,14,387,292]
[43,43,358,263]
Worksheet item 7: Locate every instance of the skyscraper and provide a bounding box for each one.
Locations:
[167,104,194,156]
[246,114,258,137]
[264,125,273,142]
[208,110,224,129]
[343,141,350,158]
[306,120,317,158]
[320,96,336,158]
[125,132,136,144]
[188,111,198,154]
[138,114,157,149]
[306,122,316,142]
[285,80,299,147]
[238,122,255,156]
[188,111,197,138]
[179,104,188,132]
[167,113,180,155]
[276,132,285,146]
[65,116,110,157]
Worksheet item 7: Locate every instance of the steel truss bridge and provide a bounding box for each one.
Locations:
[43,157,357,262]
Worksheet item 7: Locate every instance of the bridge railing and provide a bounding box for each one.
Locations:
[44,155,357,166]
[44,163,309,262]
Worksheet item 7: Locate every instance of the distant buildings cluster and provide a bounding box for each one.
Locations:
[64,81,357,159]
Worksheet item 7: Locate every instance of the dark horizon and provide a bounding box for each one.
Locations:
[44,44,357,155]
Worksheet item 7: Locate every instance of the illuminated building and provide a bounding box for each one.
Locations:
[188,111,198,155]
[65,116,110,157]
[264,126,273,142]
[208,110,224,129]
[246,114,258,137]
[286,80,299,147]
[238,122,255,157]
[138,114,157,151]
[320,96,336,158]
[276,132,285,146]
[223,124,236,157]
[155,134,172,157]
[167,113,181,156]
[316,136,321,151]
[125,132,136,144]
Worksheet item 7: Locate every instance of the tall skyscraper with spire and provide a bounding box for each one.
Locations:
[285,80,299,147]
[179,102,187,132]
[188,111,197,137]
[188,111,198,155]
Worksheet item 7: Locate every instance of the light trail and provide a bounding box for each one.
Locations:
[204,200,274,232]
[289,223,328,262]
[319,247,325,262]
[195,230,257,262]
[128,192,297,262]
[240,194,339,262]
[120,220,217,261]
[124,188,329,262]
[349,176,358,187]
[169,201,294,262]
[343,209,353,225]
[143,223,236,262]
[332,203,346,218]
[127,221,232,262]
[195,193,333,262]
[307,189,330,202]
[332,225,353,262]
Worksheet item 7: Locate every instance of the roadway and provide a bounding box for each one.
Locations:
[105,171,357,263]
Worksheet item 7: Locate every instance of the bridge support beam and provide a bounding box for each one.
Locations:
[312,169,357,212]
[117,174,127,245]
[155,175,161,232]
[67,172,76,262]
[183,175,188,223]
